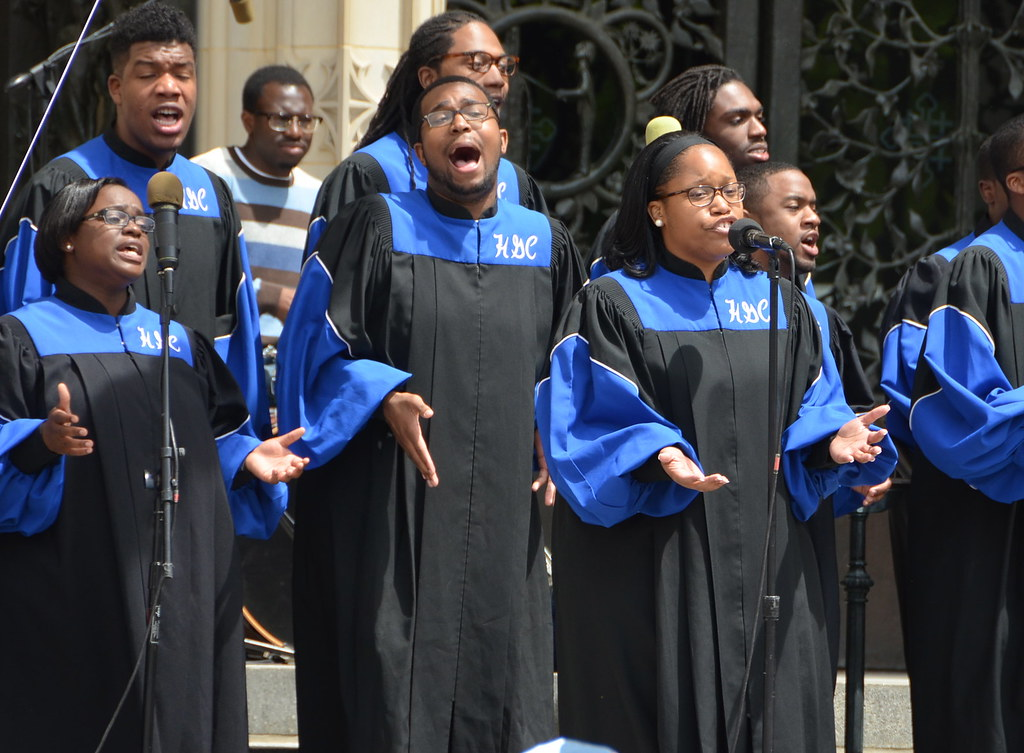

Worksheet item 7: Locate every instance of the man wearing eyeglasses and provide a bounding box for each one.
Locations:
[276,76,584,753]
[0,1,269,437]
[306,10,546,253]
[193,65,323,341]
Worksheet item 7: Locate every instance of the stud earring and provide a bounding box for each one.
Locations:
[65,245,73,252]
[654,219,664,228]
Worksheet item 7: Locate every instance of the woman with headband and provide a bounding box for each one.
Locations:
[536,131,895,752]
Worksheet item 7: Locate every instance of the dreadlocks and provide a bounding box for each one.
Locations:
[650,64,745,134]
[356,10,483,152]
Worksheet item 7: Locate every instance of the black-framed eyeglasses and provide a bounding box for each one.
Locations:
[421,102,494,129]
[82,208,156,233]
[251,111,323,133]
[433,50,519,77]
[659,182,746,208]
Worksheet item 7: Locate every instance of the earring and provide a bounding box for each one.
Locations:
[654,219,664,227]
[65,244,73,252]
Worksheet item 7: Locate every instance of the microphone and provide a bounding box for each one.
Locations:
[147,172,183,272]
[728,218,792,255]
[230,0,254,23]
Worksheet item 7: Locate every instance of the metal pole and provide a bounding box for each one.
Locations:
[842,508,873,753]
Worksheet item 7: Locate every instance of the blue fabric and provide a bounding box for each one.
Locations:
[536,333,700,527]
[13,296,193,363]
[3,137,268,438]
[0,418,65,535]
[880,234,972,449]
[538,265,896,526]
[383,191,550,266]
[215,429,288,539]
[911,224,1024,502]
[275,254,411,467]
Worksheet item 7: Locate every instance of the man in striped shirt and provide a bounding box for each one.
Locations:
[193,65,322,339]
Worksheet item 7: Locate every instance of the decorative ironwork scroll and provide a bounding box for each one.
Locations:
[799,0,1024,387]
[453,0,724,246]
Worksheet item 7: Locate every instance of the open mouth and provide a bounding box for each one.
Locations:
[153,107,183,131]
[117,242,143,258]
[800,233,819,255]
[748,143,770,161]
[449,144,482,172]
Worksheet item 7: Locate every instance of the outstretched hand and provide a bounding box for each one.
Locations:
[244,427,310,483]
[41,382,93,456]
[382,391,439,487]
[830,404,890,465]
[658,446,729,492]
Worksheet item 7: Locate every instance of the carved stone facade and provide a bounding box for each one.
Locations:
[194,0,445,180]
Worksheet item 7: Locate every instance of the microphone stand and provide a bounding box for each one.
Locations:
[1,3,110,225]
[142,246,180,753]
[760,243,795,753]
[761,249,782,753]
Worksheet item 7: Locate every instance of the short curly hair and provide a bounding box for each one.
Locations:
[108,1,196,74]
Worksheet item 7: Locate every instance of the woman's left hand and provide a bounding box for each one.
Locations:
[244,427,310,483]
[830,404,890,465]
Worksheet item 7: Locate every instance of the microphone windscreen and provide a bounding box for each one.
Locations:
[230,0,254,23]
[645,116,682,145]
[728,218,762,252]
[147,171,183,210]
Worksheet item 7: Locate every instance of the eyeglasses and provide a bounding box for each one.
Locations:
[422,102,494,129]
[252,111,323,133]
[82,208,156,233]
[433,51,519,77]
[659,182,746,207]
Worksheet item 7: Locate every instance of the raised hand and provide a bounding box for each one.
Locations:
[830,404,890,465]
[41,382,93,456]
[382,391,439,487]
[658,446,729,492]
[244,426,311,483]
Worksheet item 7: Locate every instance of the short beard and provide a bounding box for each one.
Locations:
[426,159,499,205]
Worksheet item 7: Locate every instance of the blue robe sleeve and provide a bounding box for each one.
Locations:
[536,281,701,527]
[879,253,954,450]
[276,198,412,467]
[0,316,67,534]
[194,329,285,539]
[0,418,65,535]
[211,213,271,440]
[910,247,1024,502]
[783,292,897,519]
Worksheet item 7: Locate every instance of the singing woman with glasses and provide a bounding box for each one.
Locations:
[536,131,896,753]
[0,177,308,753]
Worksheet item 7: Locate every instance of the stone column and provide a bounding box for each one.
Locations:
[195,0,444,179]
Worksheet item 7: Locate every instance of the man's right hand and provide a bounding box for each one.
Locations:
[382,391,439,487]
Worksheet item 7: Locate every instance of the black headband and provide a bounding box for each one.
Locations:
[649,133,713,198]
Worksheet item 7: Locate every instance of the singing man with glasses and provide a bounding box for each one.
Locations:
[305,10,547,255]
[194,65,323,342]
[276,76,584,753]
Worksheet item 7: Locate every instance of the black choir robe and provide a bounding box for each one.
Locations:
[276,188,583,753]
[0,282,282,753]
[907,211,1024,753]
[304,130,548,256]
[536,252,896,753]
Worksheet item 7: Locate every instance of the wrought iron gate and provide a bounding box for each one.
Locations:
[455,0,1024,389]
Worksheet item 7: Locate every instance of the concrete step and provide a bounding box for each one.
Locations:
[246,664,914,751]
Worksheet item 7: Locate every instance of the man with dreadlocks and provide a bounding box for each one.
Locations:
[588,64,769,275]
[304,11,547,253]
